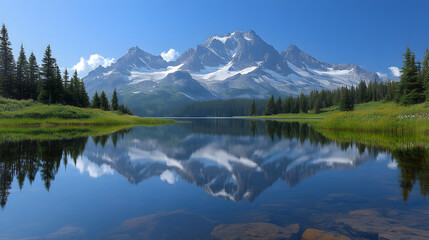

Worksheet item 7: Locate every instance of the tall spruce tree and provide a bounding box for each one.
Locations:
[16,44,28,100]
[249,99,256,116]
[78,78,90,108]
[275,96,282,114]
[111,88,118,111]
[99,91,109,111]
[38,45,57,104]
[396,47,425,105]
[314,97,321,113]
[299,93,308,113]
[27,52,39,100]
[0,24,16,98]
[265,95,275,115]
[340,86,354,111]
[92,91,100,108]
[422,49,429,99]
[53,63,64,104]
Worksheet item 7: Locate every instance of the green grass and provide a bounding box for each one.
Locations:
[320,101,429,133]
[239,101,429,133]
[0,97,174,127]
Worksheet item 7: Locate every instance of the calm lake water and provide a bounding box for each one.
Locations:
[0,119,428,240]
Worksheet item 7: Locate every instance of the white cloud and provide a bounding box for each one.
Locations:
[160,170,178,184]
[389,66,401,77]
[376,72,387,78]
[160,49,179,62]
[72,155,114,178]
[72,54,115,77]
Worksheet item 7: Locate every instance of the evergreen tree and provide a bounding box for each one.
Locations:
[38,45,57,104]
[396,46,425,105]
[275,96,282,114]
[16,44,28,100]
[27,52,39,100]
[53,63,64,104]
[111,88,118,111]
[63,68,73,105]
[357,80,367,103]
[340,86,354,111]
[249,99,256,116]
[265,95,275,115]
[299,93,308,113]
[78,78,90,108]
[99,91,109,110]
[0,24,16,98]
[283,96,292,113]
[314,96,321,113]
[422,49,429,99]
[92,91,100,108]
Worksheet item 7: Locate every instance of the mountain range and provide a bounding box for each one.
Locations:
[83,30,382,116]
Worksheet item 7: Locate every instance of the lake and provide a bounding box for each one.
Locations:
[0,119,428,239]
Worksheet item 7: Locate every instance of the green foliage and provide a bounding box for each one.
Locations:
[275,96,282,114]
[265,95,275,115]
[249,99,256,116]
[0,97,172,126]
[99,91,110,111]
[27,52,39,100]
[111,88,118,111]
[340,86,354,111]
[396,46,426,105]
[92,91,100,108]
[0,24,15,99]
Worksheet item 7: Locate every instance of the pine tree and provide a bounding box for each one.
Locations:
[16,44,28,100]
[111,88,118,111]
[92,91,100,108]
[38,45,57,104]
[299,93,308,113]
[53,63,64,104]
[265,95,275,115]
[422,49,429,100]
[63,68,73,105]
[283,96,292,113]
[78,79,90,108]
[340,86,354,111]
[275,96,282,114]
[314,96,321,113]
[99,91,109,110]
[27,52,39,100]
[357,80,367,103]
[0,24,16,98]
[249,99,256,116]
[396,46,425,105]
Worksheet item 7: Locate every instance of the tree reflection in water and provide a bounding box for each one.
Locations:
[0,121,427,208]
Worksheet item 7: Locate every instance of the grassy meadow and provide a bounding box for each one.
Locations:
[0,97,174,127]
[242,101,429,134]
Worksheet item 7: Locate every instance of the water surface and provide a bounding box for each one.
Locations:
[0,119,428,239]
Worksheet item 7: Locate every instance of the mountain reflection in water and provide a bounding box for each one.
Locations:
[0,120,427,209]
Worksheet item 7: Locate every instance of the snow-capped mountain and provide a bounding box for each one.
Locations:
[83,30,381,116]
[81,122,380,202]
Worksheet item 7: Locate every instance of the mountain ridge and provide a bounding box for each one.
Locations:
[83,30,383,116]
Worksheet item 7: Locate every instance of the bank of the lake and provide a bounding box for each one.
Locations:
[239,101,429,133]
[0,97,174,127]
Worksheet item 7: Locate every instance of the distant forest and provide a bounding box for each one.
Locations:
[260,46,429,115]
[0,24,131,114]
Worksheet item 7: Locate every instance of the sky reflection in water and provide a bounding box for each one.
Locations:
[0,119,428,239]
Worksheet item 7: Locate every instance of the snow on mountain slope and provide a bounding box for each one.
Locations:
[83,30,383,115]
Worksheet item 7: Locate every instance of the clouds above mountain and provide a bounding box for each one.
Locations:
[72,54,115,76]
[161,49,179,62]
[389,66,401,77]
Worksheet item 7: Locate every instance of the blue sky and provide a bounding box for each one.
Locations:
[1,0,428,77]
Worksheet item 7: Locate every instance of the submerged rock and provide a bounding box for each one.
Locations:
[211,222,299,240]
[301,228,351,240]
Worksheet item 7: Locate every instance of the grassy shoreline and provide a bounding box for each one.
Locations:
[238,101,429,134]
[0,97,174,127]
